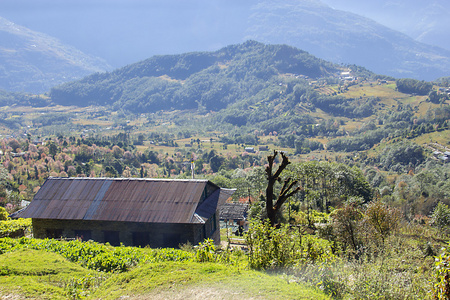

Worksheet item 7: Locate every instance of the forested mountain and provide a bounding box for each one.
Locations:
[50,41,363,113]
[0,17,111,93]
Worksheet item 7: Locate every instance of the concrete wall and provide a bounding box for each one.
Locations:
[32,211,220,247]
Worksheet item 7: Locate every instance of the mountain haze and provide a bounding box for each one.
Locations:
[320,0,450,51]
[246,0,450,80]
[1,0,448,81]
[0,16,111,93]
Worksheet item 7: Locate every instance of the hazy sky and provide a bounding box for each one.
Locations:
[1,0,448,68]
[320,0,450,49]
[0,0,250,67]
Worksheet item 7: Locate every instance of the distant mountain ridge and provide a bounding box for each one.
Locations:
[320,0,450,51]
[0,17,111,93]
[245,0,450,80]
[1,0,449,93]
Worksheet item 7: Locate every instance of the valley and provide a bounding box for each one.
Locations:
[0,40,450,299]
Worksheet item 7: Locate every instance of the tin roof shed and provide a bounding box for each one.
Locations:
[15,177,235,224]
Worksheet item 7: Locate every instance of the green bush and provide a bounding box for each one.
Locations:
[0,218,32,238]
[433,243,450,299]
[430,202,450,229]
[0,207,8,221]
[245,219,335,270]
[194,238,216,262]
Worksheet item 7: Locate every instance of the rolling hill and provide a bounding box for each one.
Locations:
[49,41,346,113]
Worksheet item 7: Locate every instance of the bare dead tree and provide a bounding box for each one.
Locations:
[265,150,301,226]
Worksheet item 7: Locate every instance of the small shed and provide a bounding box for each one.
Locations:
[14,177,235,248]
[219,203,249,230]
[244,147,255,153]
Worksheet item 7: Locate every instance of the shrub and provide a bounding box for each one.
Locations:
[432,243,450,299]
[430,202,450,229]
[363,201,401,245]
[0,218,32,238]
[331,202,364,258]
[0,207,8,221]
[194,238,216,262]
[246,219,335,270]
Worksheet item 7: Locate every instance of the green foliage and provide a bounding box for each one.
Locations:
[396,78,433,95]
[0,237,194,272]
[0,207,8,221]
[246,219,335,270]
[312,95,378,118]
[331,202,364,257]
[288,161,372,212]
[64,273,106,300]
[363,200,401,244]
[50,41,339,114]
[326,127,390,152]
[0,218,31,238]
[378,141,425,172]
[428,90,449,104]
[194,238,216,262]
[430,202,450,229]
[388,160,450,217]
[433,243,450,299]
[145,247,193,263]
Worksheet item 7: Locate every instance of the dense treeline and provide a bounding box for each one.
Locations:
[312,95,378,118]
[396,78,433,95]
[0,89,50,107]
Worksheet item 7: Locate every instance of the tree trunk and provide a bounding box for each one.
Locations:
[265,151,301,226]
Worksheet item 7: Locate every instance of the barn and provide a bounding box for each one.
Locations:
[14,177,235,248]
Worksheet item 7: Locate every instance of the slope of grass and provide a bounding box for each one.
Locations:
[0,245,329,300]
[92,261,329,300]
[0,249,105,299]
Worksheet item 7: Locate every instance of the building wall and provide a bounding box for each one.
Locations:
[32,211,221,247]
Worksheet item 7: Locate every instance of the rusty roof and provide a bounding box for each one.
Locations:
[219,203,249,220]
[16,177,235,224]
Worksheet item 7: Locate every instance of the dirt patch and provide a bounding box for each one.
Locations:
[122,285,262,300]
[0,293,26,300]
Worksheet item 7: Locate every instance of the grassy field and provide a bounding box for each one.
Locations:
[0,247,329,300]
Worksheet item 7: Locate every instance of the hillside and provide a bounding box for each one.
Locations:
[0,17,111,93]
[50,41,355,112]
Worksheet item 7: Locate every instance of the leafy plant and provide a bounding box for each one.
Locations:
[0,218,32,238]
[430,202,450,229]
[246,219,335,270]
[433,243,450,299]
[0,207,8,221]
[194,238,216,262]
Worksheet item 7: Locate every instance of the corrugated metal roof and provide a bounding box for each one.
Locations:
[219,203,249,220]
[16,177,235,224]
